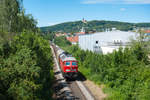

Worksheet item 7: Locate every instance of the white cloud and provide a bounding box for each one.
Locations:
[120,8,126,11]
[81,0,150,4]
[124,0,150,4]
[82,0,118,4]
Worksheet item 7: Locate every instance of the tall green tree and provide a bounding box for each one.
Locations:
[0,0,37,33]
[0,0,22,32]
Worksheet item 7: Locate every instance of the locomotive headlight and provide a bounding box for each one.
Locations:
[66,69,70,72]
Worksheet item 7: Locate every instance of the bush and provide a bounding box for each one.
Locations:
[0,32,54,100]
[54,36,71,47]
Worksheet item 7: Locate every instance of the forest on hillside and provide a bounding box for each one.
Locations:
[40,20,150,33]
[0,0,54,100]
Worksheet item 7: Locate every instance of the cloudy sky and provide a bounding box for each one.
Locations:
[23,0,150,27]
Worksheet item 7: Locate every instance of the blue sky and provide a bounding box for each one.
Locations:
[23,0,150,27]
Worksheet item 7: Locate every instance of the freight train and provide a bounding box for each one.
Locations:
[52,44,78,79]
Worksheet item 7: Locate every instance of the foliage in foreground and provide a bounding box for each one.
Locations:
[0,32,54,100]
[0,0,38,33]
[0,0,54,99]
[66,44,150,100]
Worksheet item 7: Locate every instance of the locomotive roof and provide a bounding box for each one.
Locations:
[62,57,76,62]
[60,53,77,61]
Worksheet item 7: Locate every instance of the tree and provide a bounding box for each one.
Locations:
[0,0,38,33]
[0,0,22,32]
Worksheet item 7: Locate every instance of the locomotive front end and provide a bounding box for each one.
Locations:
[64,61,78,78]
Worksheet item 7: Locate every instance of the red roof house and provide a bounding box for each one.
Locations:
[67,36,78,44]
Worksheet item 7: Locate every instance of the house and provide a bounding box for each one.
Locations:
[66,35,78,45]
[66,29,86,44]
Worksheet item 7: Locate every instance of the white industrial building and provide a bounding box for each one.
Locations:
[78,31,137,54]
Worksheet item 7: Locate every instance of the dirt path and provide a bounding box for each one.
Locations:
[83,80,107,100]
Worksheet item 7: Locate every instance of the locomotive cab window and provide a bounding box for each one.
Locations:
[65,62,70,66]
[72,62,77,66]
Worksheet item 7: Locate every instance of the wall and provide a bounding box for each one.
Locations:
[78,31,136,54]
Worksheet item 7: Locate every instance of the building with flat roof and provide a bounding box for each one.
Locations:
[78,31,137,54]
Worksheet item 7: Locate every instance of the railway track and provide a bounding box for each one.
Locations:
[67,80,86,100]
[50,44,95,100]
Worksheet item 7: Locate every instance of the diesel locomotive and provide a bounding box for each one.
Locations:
[53,44,78,78]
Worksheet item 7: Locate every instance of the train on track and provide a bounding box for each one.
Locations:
[52,43,78,79]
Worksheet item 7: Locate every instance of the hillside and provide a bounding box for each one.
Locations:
[40,20,150,33]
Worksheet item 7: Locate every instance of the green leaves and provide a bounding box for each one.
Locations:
[8,79,40,100]
[0,0,53,99]
[0,0,38,33]
[54,36,71,47]
[0,33,54,100]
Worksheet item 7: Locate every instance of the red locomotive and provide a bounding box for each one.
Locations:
[55,45,78,78]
